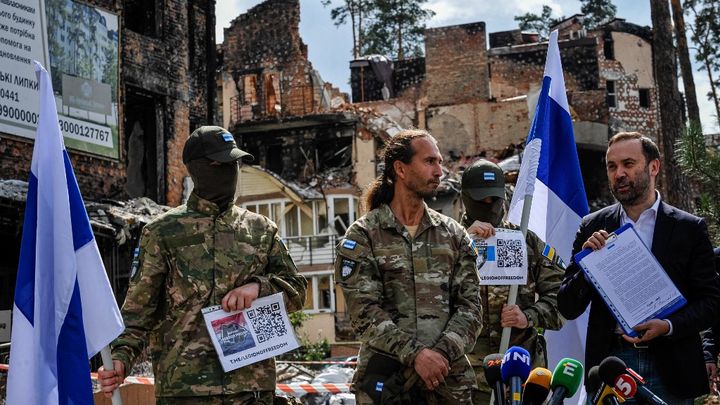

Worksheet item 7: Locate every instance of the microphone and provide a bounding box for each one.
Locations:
[483,353,506,405]
[613,374,637,400]
[587,366,623,405]
[547,357,584,405]
[501,346,532,405]
[522,367,551,405]
[598,356,668,405]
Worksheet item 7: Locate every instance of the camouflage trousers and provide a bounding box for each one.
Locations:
[156,391,274,405]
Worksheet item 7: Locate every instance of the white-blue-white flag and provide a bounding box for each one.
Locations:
[507,30,590,404]
[6,62,124,405]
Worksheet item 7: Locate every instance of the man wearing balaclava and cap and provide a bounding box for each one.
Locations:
[461,159,565,405]
[99,126,307,404]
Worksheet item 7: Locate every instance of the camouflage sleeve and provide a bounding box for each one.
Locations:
[111,226,167,373]
[523,230,565,331]
[335,226,427,366]
[250,227,307,313]
[433,228,483,362]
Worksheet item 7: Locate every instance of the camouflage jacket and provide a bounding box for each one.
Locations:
[462,217,565,391]
[112,193,307,397]
[336,203,483,394]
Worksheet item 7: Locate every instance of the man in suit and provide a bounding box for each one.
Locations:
[558,132,720,403]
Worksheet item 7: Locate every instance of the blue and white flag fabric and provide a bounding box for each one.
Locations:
[6,62,124,405]
[507,30,590,404]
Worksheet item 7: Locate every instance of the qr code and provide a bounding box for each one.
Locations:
[497,239,523,268]
[246,302,287,343]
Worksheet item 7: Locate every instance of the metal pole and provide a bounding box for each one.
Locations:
[100,346,123,405]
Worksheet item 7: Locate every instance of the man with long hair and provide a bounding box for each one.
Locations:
[335,130,482,404]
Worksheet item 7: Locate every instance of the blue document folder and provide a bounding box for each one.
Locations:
[573,223,686,337]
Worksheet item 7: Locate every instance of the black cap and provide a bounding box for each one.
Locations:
[461,159,505,200]
[182,126,254,164]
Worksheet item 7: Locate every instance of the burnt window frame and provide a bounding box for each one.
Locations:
[124,0,163,38]
[606,80,616,108]
[638,88,650,108]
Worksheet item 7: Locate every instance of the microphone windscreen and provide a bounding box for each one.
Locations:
[483,353,504,385]
[599,356,628,385]
[522,368,552,404]
[550,357,584,397]
[586,366,603,395]
[501,346,532,383]
[526,367,552,388]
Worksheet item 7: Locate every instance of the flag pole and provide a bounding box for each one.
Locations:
[100,346,123,405]
[499,194,533,353]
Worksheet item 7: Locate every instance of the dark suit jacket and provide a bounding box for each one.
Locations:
[558,200,720,398]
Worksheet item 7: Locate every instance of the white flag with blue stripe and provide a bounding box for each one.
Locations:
[507,30,590,404]
[6,62,124,405]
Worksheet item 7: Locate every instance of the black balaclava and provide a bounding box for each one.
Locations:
[462,193,505,227]
[187,157,239,208]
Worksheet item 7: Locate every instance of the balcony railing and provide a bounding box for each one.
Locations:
[283,234,338,266]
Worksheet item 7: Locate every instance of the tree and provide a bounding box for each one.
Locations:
[685,0,720,128]
[671,0,702,127]
[363,0,435,60]
[321,0,372,58]
[514,5,559,40]
[651,0,693,211]
[580,0,617,28]
[677,123,720,243]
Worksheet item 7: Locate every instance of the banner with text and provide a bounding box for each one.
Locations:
[0,0,119,158]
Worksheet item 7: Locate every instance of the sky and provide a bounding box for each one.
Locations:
[215,0,719,134]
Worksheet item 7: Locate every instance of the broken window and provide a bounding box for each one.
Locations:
[124,0,161,38]
[125,88,165,203]
[243,75,258,105]
[639,88,650,108]
[264,73,281,116]
[303,273,335,313]
[604,39,615,60]
[328,196,358,236]
[606,80,616,108]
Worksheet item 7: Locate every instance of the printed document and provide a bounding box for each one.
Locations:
[202,292,299,372]
[475,228,528,285]
[574,224,685,336]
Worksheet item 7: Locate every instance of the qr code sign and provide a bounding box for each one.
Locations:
[496,239,523,268]
[247,302,287,343]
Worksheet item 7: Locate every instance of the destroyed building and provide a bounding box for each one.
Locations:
[351,16,658,203]
[0,0,216,333]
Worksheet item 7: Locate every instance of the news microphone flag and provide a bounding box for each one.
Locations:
[507,30,590,404]
[6,61,124,405]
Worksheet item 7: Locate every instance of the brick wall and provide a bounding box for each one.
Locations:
[424,22,489,106]
[0,0,213,206]
[223,0,316,118]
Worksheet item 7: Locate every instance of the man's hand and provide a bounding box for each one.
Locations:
[582,230,610,250]
[707,361,718,394]
[466,220,496,239]
[414,348,450,391]
[222,282,260,312]
[622,319,670,344]
[501,304,529,329]
[98,360,125,398]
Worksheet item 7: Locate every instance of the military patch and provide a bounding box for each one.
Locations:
[130,247,141,280]
[342,239,357,250]
[542,244,556,262]
[483,171,496,181]
[469,239,479,255]
[556,257,567,270]
[341,259,356,279]
[375,381,384,392]
[222,132,234,142]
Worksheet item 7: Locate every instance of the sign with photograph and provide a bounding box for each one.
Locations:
[202,293,300,372]
[0,0,119,159]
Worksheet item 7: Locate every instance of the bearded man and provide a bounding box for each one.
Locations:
[558,132,720,403]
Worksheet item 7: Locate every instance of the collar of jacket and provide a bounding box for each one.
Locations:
[187,192,234,216]
[377,203,442,234]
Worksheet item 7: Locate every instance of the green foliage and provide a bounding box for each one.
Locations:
[289,310,310,331]
[514,5,561,40]
[278,339,331,362]
[685,0,720,127]
[580,0,617,29]
[322,0,434,60]
[676,123,720,243]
